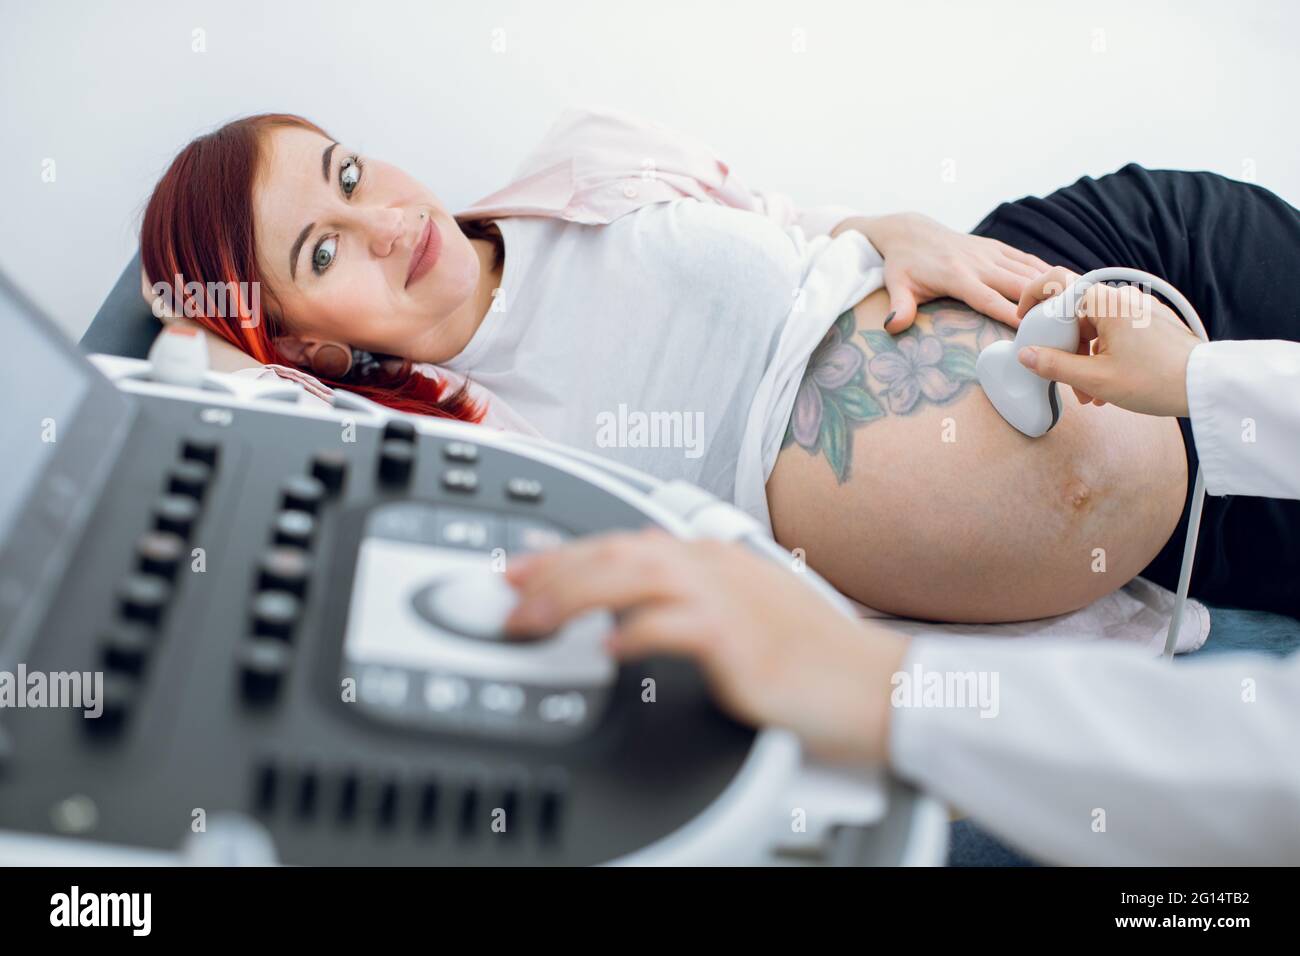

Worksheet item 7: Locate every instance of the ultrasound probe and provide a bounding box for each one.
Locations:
[976,268,1210,658]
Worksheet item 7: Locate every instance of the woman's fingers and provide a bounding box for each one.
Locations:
[999,243,1052,273]
[960,274,1021,328]
[882,274,919,333]
[998,255,1044,281]
[986,265,1035,309]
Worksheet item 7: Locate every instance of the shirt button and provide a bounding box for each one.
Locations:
[622,184,639,199]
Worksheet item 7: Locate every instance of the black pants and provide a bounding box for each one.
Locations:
[971,164,1300,618]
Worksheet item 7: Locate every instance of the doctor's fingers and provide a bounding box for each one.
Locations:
[605,603,727,664]
[1078,282,1151,327]
[1016,266,1081,319]
[505,531,698,634]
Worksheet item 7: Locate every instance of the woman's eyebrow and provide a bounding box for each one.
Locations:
[321,141,337,182]
[289,222,314,281]
[289,142,340,281]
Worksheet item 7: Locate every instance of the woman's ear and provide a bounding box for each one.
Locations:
[273,336,354,378]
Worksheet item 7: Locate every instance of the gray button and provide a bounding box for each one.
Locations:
[539,691,588,725]
[443,441,479,463]
[507,518,568,555]
[480,682,526,715]
[434,509,499,554]
[442,468,478,493]
[424,674,470,712]
[505,477,543,502]
[368,503,437,544]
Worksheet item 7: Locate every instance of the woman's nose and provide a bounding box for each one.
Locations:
[365,207,406,257]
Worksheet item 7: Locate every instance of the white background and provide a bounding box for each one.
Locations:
[4,0,1298,340]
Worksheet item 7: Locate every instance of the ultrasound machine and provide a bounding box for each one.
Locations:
[0,261,946,866]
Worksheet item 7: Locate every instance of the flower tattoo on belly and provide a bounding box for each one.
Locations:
[782,299,1012,482]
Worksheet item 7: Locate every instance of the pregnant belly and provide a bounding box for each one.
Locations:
[764,290,1188,622]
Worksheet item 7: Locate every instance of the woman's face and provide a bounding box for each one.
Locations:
[252,125,490,371]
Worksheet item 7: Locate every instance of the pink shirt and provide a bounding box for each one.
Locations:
[458,107,862,240]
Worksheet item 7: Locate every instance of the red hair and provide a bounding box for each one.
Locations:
[140,113,485,422]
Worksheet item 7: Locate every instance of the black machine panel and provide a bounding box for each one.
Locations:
[0,275,754,865]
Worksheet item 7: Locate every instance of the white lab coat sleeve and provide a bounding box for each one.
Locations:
[1186,339,1300,499]
[889,636,1300,865]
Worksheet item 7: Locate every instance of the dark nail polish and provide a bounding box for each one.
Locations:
[884,310,897,330]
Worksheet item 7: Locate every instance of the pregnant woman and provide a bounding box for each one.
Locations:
[138,108,1298,623]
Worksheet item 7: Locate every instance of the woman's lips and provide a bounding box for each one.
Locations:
[405,217,442,288]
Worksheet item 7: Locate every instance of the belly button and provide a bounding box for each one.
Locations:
[1064,477,1092,510]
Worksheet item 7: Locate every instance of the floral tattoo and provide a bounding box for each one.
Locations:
[782,298,1012,482]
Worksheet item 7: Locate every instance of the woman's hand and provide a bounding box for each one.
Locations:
[1016,266,1202,416]
[504,529,909,763]
[841,212,1052,334]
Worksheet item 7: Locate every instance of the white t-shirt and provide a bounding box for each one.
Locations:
[429,198,885,531]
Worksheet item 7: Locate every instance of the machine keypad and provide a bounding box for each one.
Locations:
[344,500,609,743]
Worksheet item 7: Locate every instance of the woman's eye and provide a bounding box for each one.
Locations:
[340,156,362,197]
[312,235,338,275]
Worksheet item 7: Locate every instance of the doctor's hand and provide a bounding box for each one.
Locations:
[837,212,1053,333]
[1015,266,1203,416]
[504,530,909,763]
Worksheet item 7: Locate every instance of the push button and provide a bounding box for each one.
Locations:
[434,511,499,550]
[378,440,415,485]
[154,494,199,538]
[281,475,326,514]
[252,590,300,640]
[443,441,479,463]
[136,531,185,579]
[240,639,292,701]
[118,574,171,627]
[441,468,478,493]
[181,437,219,467]
[86,671,140,734]
[258,547,311,597]
[383,419,417,443]
[167,460,212,500]
[273,510,315,548]
[310,450,348,494]
[102,623,153,675]
[507,519,568,555]
[505,477,543,502]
